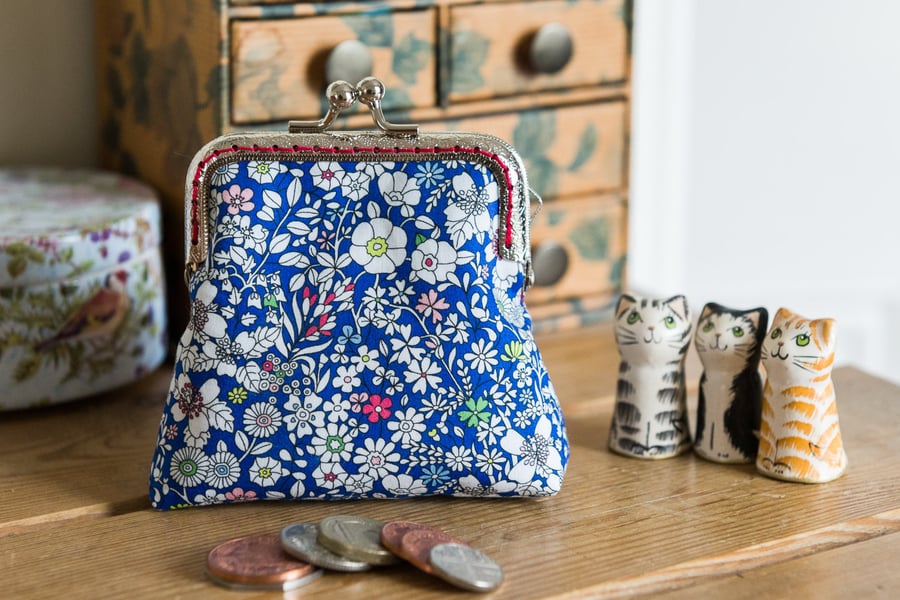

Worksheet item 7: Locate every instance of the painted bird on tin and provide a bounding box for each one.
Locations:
[34,270,130,352]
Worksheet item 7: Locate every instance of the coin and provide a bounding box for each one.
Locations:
[317,515,400,566]
[399,528,466,574]
[207,568,323,592]
[429,543,504,592]
[281,522,372,572]
[379,520,438,558]
[206,533,318,589]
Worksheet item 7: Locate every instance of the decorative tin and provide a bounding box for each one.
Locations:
[0,168,167,410]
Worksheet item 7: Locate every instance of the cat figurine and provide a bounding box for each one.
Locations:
[756,308,847,483]
[693,303,768,463]
[609,294,693,459]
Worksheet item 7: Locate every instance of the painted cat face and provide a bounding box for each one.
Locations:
[761,308,836,377]
[695,303,767,368]
[615,294,693,365]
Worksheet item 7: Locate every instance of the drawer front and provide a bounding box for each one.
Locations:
[439,101,626,199]
[526,195,626,305]
[448,0,628,102]
[231,10,437,124]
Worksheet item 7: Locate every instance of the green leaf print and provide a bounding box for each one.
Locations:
[513,111,560,198]
[392,33,431,84]
[571,216,610,260]
[343,13,394,47]
[451,30,490,93]
[568,124,597,172]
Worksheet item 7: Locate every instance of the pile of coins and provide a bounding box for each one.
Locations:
[205,515,504,593]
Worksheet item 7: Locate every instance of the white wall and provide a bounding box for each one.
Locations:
[631,0,900,384]
[0,0,96,167]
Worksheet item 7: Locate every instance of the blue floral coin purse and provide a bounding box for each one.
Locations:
[150,79,569,508]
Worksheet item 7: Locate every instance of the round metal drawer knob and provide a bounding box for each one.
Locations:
[325,40,373,85]
[529,23,574,74]
[531,241,569,287]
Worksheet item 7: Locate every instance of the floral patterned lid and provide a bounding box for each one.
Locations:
[0,168,161,287]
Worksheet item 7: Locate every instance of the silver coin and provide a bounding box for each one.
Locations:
[318,515,399,566]
[429,543,504,592]
[281,522,373,572]
[206,566,322,591]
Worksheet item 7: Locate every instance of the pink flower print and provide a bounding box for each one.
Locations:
[349,392,368,413]
[220,184,254,215]
[225,488,258,503]
[362,394,392,423]
[416,290,450,324]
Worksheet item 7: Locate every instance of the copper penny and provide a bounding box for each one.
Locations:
[206,533,316,587]
[399,528,467,574]
[380,520,439,558]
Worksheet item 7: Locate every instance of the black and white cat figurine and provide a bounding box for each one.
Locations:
[694,302,768,463]
[609,294,693,459]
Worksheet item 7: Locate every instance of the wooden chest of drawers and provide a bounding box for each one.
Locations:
[94,0,632,332]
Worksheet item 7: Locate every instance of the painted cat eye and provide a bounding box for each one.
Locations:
[702,321,714,332]
[732,326,744,337]
[664,316,676,329]
[627,311,640,325]
[771,328,782,339]
[796,333,810,346]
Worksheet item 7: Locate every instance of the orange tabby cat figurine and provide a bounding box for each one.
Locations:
[756,308,847,483]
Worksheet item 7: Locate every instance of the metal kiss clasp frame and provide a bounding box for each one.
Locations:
[288,77,419,136]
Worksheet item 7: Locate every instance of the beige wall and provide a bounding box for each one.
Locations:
[0,0,97,168]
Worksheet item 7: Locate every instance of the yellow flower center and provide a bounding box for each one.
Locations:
[366,237,388,257]
[256,163,270,174]
[258,467,271,478]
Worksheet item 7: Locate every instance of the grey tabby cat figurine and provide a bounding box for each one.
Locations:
[609,294,693,459]
[693,303,768,463]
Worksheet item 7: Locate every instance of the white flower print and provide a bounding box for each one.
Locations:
[333,364,361,393]
[170,446,210,487]
[476,414,507,446]
[201,334,253,377]
[309,422,354,463]
[378,171,421,217]
[404,357,442,394]
[344,472,375,496]
[284,393,325,437]
[500,415,563,491]
[312,462,347,491]
[247,160,285,184]
[464,338,498,374]
[389,324,424,365]
[340,169,372,201]
[211,162,238,187]
[193,489,227,505]
[206,447,241,488]
[310,161,344,191]
[249,455,284,486]
[444,171,495,246]
[349,218,407,274]
[353,438,400,479]
[243,401,283,438]
[171,375,233,448]
[182,281,227,346]
[387,407,426,445]
[410,239,458,284]
[382,474,427,496]
[231,215,268,253]
[322,392,350,423]
[350,344,380,371]
[455,474,517,497]
[475,447,506,474]
[445,445,474,472]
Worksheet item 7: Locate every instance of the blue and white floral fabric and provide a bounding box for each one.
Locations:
[150,154,568,508]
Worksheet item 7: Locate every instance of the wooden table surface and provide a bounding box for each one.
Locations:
[2,323,899,599]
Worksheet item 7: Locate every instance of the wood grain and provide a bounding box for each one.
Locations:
[3,321,900,598]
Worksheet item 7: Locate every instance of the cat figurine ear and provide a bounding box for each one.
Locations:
[694,303,768,464]
[757,308,846,483]
[609,293,693,459]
